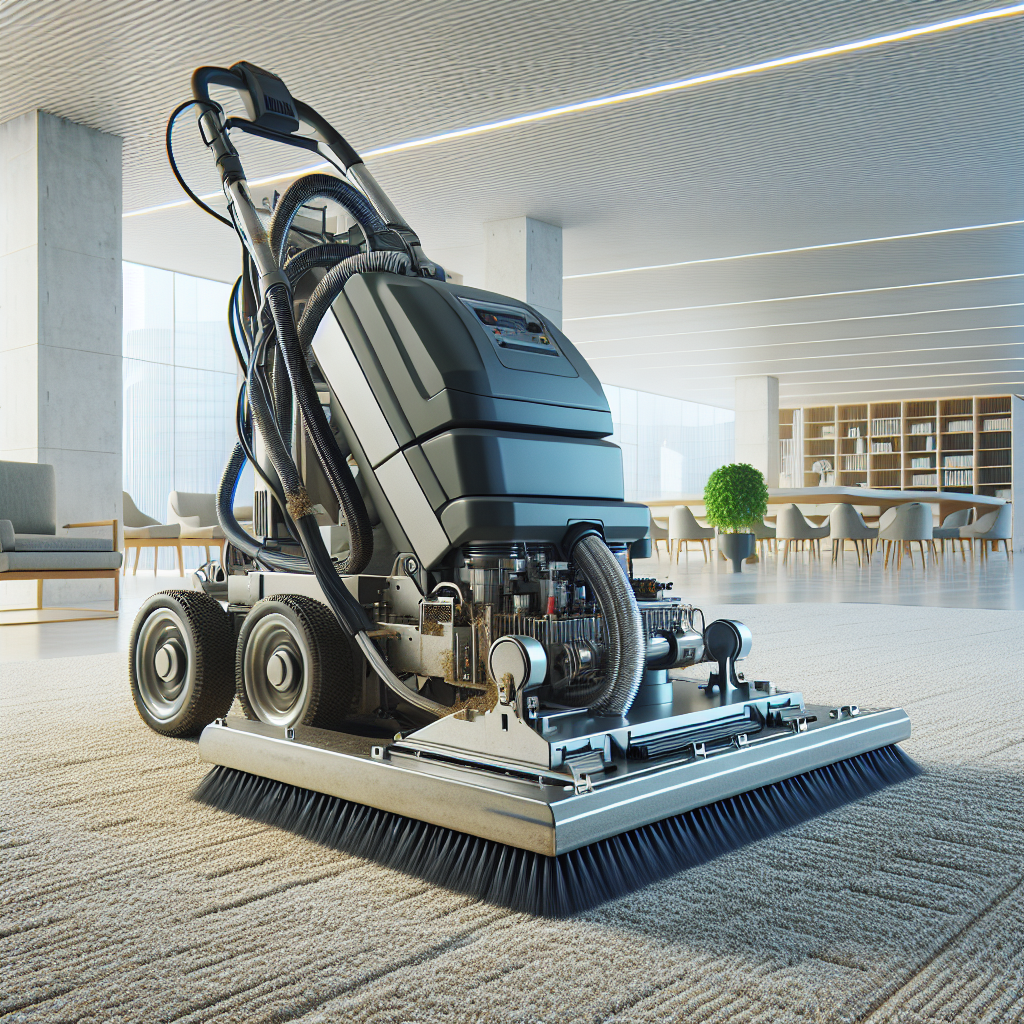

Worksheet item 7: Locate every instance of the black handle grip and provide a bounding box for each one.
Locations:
[293,100,363,169]
[189,64,363,174]
[191,65,245,107]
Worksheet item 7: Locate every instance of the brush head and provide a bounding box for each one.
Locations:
[193,744,921,917]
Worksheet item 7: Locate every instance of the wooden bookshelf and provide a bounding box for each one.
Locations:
[780,396,1022,508]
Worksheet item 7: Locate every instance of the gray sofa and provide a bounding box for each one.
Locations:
[0,460,122,613]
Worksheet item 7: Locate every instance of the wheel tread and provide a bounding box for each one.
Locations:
[235,594,357,729]
[129,589,235,737]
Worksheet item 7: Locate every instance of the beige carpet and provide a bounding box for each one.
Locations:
[2,602,1022,1024]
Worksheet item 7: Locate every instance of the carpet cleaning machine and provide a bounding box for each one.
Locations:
[129,63,919,914]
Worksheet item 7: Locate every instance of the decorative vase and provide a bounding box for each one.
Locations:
[718,532,756,573]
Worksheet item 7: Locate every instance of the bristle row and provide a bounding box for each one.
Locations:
[193,744,921,916]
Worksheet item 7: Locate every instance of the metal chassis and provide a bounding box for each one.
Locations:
[198,703,911,857]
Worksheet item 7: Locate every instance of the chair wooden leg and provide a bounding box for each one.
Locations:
[36,578,44,609]
[122,547,129,575]
[153,542,159,576]
[133,546,141,576]
[856,540,863,567]
[113,572,119,611]
[782,540,789,564]
[176,542,184,576]
[204,545,211,565]
[702,540,709,563]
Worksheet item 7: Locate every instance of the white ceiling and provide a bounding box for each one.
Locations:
[1,0,1021,408]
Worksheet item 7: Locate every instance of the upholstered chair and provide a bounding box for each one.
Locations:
[168,491,226,565]
[775,504,830,562]
[959,503,1012,560]
[878,502,934,569]
[668,505,715,563]
[828,503,878,566]
[123,492,182,576]
[932,508,973,558]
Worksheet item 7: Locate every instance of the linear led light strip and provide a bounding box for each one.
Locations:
[662,377,1024,393]
[622,360,1023,382]
[784,383,1024,398]
[574,304,1024,346]
[564,275,1024,321]
[593,340,1024,368]
[123,2,1024,220]
[566,222,1024,279]
[587,324,1024,360]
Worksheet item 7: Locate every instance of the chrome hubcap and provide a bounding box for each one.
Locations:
[154,640,184,683]
[243,613,308,727]
[135,609,190,721]
[266,647,297,691]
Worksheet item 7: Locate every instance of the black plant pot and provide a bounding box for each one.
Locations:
[718,532,756,573]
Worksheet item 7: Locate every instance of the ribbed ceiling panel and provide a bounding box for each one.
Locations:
[3,0,1021,404]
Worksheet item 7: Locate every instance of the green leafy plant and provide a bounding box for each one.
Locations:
[703,463,769,533]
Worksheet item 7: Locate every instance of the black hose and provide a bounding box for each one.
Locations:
[269,345,293,451]
[233,382,302,548]
[268,173,387,267]
[266,285,374,574]
[258,283,375,638]
[297,250,411,351]
[284,243,362,287]
[227,277,250,371]
[216,442,310,573]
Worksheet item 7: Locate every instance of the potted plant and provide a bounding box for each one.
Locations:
[703,463,769,573]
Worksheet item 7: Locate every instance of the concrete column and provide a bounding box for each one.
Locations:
[484,217,562,328]
[734,375,780,487]
[0,111,122,601]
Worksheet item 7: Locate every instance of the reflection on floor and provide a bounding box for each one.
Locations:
[636,544,1022,612]
[0,545,1020,663]
[0,574,174,662]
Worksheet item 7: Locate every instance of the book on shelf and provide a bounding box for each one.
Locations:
[925,436,935,450]
[821,425,835,437]
[909,422,934,434]
[911,457,932,469]
[943,469,973,487]
[943,454,973,468]
[871,442,893,453]
[947,419,973,433]
[911,473,937,486]
[846,426,862,438]
[995,488,1012,500]
[841,454,867,470]
[870,417,900,435]
[982,418,1011,431]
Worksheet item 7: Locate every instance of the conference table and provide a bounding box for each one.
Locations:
[645,486,1006,523]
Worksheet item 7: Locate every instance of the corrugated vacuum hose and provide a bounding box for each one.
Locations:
[568,533,646,716]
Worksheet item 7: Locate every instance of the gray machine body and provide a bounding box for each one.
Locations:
[204,271,913,859]
[308,274,649,568]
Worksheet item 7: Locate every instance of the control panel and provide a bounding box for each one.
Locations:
[460,298,562,358]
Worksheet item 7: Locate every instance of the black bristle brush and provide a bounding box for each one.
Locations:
[193,744,921,917]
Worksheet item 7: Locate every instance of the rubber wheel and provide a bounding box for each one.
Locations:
[235,595,357,729]
[129,589,235,737]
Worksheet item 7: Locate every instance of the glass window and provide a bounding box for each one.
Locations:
[600,382,735,501]
[122,263,236,570]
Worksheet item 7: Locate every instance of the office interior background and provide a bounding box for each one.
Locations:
[1,2,1022,1022]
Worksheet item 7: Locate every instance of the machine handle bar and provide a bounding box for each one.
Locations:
[191,65,364,170]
